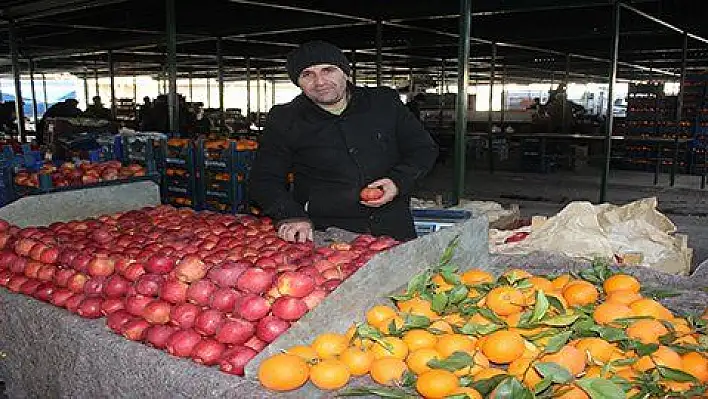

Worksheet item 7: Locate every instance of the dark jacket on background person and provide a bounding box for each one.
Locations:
[248,85,439,241]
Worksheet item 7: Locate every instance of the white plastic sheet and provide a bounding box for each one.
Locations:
[492,197,690,275]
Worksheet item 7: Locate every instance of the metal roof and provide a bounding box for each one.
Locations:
[0,0,707,83]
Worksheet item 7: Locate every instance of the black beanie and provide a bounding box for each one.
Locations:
[286,41,351,85]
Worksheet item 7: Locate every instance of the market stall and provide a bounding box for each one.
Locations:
[0,184,706,398]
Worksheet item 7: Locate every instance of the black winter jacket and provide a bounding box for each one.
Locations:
[248,85,439,241]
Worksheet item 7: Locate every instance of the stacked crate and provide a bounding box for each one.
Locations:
[161,139,198,208]
[685,73,708,176]
[197,139,257,214]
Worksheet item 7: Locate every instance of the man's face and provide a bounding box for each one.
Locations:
[297,64,348,106]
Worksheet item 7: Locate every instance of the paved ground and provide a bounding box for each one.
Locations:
[415,165,708,272]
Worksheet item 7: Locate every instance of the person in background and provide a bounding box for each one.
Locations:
[138,96,152,125]
[83,96,113,120]
[406,93,425,121]
[37,98,82,145]
[249,40,439,242]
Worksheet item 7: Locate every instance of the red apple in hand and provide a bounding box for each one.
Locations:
[360,187,384,202]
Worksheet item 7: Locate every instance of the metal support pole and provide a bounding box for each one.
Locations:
[500,65,506,128]
[133,75,137,103]
[42,74,48,115]
[9,20,26,142]
[256,68,261,126]
[188,72,193,102]
[600,1,621,203]
[409,65,414,95]
[350,49,357,85]
[671,32,688,187]
[375,19,383,87]
[216,37,225,116]
[206,77,211,108]
[108,50,116,118]
[488,43,496,173]
[83,74,89,108]
[246,56,252,124]
[29,59,39,132]
[453,0,472,205]
[271,79,276,109]
[94,63,99,98]
[439,59,446,128]
[166,0,178,134]
[562,53,570,133]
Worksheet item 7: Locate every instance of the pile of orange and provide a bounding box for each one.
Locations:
[258,267,708,399]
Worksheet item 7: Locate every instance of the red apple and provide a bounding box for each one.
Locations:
[219,346,257,376]
[215,318,255,345]
[256,315,290,343]
[271,296,309,321]
[236,267,275,294]
[275,271,315,298]
[236,295,271,322]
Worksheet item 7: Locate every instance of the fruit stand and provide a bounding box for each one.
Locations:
[0,183,707,398]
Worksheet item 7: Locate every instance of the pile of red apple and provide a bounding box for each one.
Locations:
[0,205,397,376]
[14,160,147,188]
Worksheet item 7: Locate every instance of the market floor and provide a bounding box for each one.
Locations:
[415,164,708,271]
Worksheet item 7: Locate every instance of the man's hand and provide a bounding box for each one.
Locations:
[276,219,313,243]
[360,178,398,208]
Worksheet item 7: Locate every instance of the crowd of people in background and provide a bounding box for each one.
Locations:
[0,94,216,145]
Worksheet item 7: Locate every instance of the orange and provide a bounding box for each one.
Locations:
[480,330,525,364]
[629,298,673,320]
[592,302,633,325]
[429,319,454,334]
[633,345,682,372]
[339,346,375,376]
[432,274,454,292]
[502,268,533,281]
[574,337,616,364]
[661,380,696,393]
[473,367,507,381]
[584,365,609,378]
[369,357,407,385]
[527,276,554,293]
[605,290,642,306]
[603,274,641,294]
[257,353,309,391]
[460,269,494,285]
[396,297,438,319]
[435,334,476,358]
[542,345,586,376]
[504,312,523,328]
[345,324,357,341]
[403,329,438,351]
[448,386,482,399]
[552,274,574,290]
[406,348,441,375]
[486,286,526,316]
[669,318,693,335]
[554,384,590,399]
[286,345,318,363]
[416,369,460,399]
[366,305,398,329]
[681,352,708,382]
[312,333,349,359]
[371,336,409,360]
[562,281,599,307]
[454,351,490,377]
[626,319,669,344]
[309,359,351,390]
[508,356,542,388]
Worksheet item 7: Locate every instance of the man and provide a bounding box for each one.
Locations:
[37,99,82,145]
[248,41,438,242]
[84,96,113,120]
